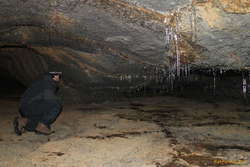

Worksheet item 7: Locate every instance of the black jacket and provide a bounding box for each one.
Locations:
[20,74,61,108]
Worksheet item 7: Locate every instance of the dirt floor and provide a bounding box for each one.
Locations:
[0,96,250,167]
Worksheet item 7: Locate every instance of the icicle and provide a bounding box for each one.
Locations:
[174,33,180,78]
[242,77,247,101]
[175,10,181,78]
[220,68,223,75]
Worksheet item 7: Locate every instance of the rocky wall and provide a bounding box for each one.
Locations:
[0,0,250,102]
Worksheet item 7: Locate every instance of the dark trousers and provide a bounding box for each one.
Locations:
[20,100,62,131]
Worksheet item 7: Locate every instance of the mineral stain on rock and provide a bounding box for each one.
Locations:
[85,130,162,140]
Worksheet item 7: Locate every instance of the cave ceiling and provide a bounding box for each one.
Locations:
[0,0,250,99]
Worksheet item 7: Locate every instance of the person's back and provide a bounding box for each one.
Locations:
[14,72,63,136]
[20,74,59,109]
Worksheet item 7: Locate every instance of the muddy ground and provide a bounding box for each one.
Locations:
[0,96,250,167]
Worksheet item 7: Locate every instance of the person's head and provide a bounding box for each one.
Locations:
[52,74,60,82]
[49,72,62,82]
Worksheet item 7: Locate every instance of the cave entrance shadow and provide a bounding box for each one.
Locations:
[0,74,26,101]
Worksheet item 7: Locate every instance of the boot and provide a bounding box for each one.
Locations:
[13,117,28,136]
[19,117,28,127]
[35,123,54,135]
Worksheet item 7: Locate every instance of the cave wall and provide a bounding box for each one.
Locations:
[0,0,250,102]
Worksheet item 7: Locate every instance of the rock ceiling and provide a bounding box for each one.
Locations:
[0,0,249,100]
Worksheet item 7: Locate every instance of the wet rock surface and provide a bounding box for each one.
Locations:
[1,96,250,167]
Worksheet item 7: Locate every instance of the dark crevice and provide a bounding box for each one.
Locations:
[192,122,242,126]
[204,144,250,152]
[84,130,162,140]
[0,75,26,99]
[0,44,29,48]
[0,46,49,89]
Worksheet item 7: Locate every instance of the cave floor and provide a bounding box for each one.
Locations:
[0,96,250,167]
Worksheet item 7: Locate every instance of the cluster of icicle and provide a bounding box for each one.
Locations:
[193,68,248,100]
[109,4,247,99]
[108,4,199,96]
[162,5,197,91]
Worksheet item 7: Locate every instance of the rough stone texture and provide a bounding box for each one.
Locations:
[0,0,249,101]
[194,0,250,68]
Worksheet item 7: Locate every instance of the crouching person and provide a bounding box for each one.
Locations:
[13,72,63,135]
